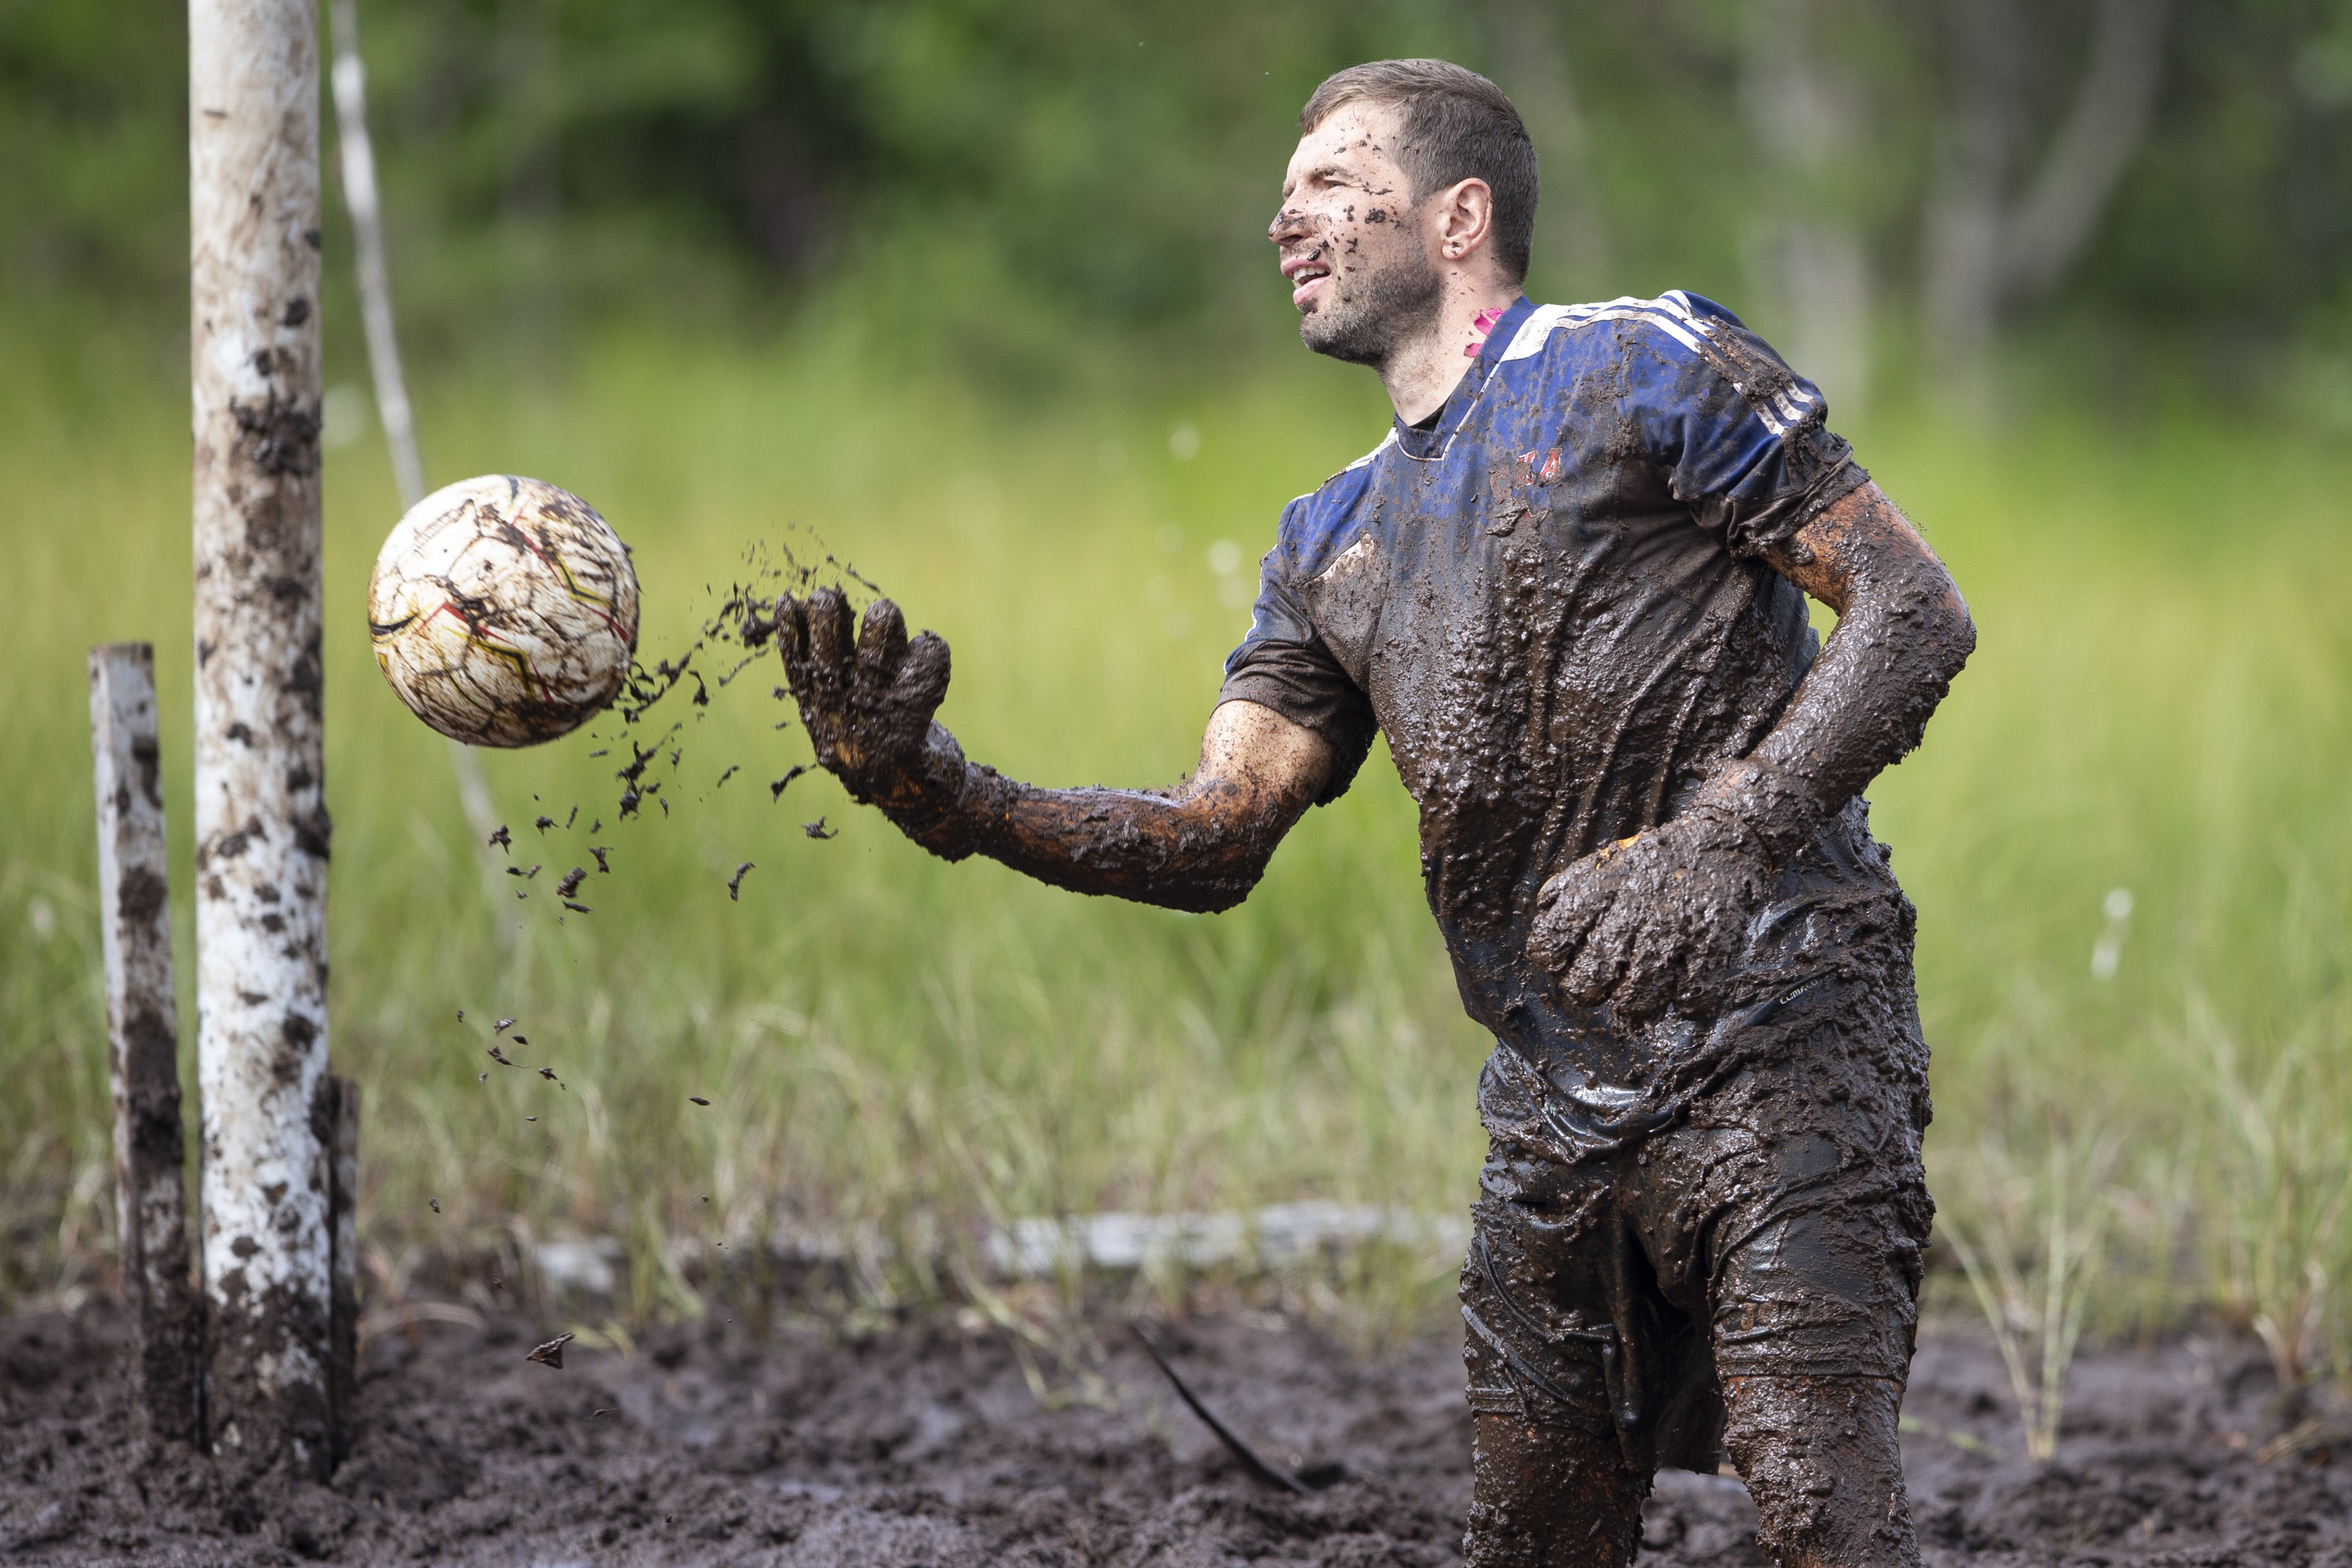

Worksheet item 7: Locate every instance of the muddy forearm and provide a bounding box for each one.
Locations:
[855,723,1296,914]
[1712,517,1976,867]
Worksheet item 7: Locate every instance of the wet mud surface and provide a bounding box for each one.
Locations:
[4,1304,2347,1566]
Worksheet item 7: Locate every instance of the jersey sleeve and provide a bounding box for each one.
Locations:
[1628,298,1869,560]
[1215,502,1378,805]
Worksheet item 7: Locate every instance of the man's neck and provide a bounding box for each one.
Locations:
[1380,280,1524,425]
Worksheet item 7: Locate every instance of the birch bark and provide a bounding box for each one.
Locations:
[190,0,337,1479]
[88,643,203,1444]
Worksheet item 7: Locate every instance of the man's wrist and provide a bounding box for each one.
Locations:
[857,723,984,862]
[1706,756,1826,869]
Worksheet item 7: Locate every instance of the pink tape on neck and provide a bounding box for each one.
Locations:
[1465,307,1506,357]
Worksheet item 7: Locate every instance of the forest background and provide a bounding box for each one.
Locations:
[4,0,2351,1406]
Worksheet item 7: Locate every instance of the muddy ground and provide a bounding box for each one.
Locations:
[3,1299,2348,1566]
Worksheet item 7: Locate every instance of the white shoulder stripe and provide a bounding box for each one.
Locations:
[1498,302,1573,359]
[1498,294,1827,438]
[1500,295,1713,361]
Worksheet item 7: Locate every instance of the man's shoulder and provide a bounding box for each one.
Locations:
[1494,291,1827,438]
[1277,429,1393,562]
[1495,290,1747,373]
[1495,287,1740,364]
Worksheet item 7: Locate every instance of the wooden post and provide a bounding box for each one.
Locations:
[88,644,203,1445]
[190,0,339,1479]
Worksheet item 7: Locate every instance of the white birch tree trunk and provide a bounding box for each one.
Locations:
[88,643,204,1444]
[190,0,337,1479]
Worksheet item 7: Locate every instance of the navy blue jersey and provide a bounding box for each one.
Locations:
[1221,292,1906,1106]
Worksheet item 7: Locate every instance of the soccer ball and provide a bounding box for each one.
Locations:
[366,475,639,747]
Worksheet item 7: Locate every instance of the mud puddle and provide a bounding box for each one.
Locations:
[2,1305,2346,1565]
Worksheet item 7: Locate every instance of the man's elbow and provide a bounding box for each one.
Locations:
[1923,581,1976,687]
[1169,847,1276,914]
[1866,553,1975,689]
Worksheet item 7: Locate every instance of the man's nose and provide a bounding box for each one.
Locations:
[1268,205,1309,245]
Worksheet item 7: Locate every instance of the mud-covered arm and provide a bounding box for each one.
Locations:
[1705,479,1976,859]
[1529,480,1972,1020]
[776,588,1334,914]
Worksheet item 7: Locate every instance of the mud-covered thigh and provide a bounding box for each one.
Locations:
[1459,1083,1929,1447]
[1459,1150,1624,1435]
[1650,1094,1928,1384]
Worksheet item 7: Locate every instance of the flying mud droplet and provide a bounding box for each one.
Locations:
[488,824,511,852]
[727,862,754,901]
[427,1197,440,1214]
[557,867,586,900]
[582,533,859,826]
[534,815,555,834]
[525,1332,574,1370]
[688,1096,710,1107]
[802,818,836,840]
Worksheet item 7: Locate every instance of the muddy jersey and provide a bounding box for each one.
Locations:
[1221,291,1913,1131]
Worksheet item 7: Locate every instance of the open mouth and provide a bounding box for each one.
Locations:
[1285,260,1332,309]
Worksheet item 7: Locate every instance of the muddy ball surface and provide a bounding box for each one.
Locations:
[366,474,638,749]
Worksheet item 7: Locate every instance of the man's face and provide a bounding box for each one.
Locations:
[1270,105,1444,368]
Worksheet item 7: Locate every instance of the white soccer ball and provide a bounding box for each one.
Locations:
[366,475,639,748]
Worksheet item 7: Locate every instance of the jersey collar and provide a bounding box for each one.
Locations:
[1393,294,1535,463]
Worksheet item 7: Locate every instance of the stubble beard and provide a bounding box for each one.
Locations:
[1298,233,1445,370]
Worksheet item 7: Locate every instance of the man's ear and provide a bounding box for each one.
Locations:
[1434,177,1495,265]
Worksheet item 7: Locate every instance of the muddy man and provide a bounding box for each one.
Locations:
[778,58,1974,1568]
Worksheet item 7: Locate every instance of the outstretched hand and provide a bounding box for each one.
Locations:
[1525,804,1773,1023]
[776,588,951,804]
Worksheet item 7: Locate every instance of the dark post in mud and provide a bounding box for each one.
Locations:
[88,643,203,1445]
[190,0,350,1478]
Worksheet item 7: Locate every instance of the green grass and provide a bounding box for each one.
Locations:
[4,307,2349,1366]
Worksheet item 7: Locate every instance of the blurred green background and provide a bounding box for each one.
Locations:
[4,0,2350,1375]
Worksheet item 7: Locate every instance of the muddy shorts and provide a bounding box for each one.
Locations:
[1458,1023,1931,1475]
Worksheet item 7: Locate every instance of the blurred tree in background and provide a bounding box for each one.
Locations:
[4,0,2351,404]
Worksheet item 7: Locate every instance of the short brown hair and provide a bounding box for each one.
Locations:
[1300,60,1538,283]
